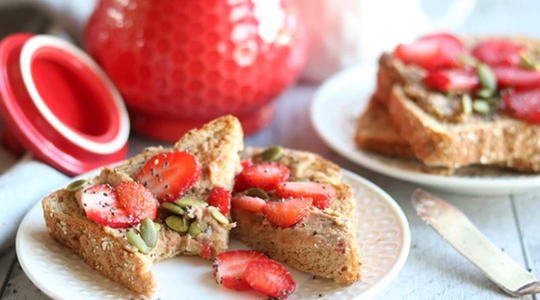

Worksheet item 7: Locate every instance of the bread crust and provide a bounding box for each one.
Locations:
[232,147,362,285]
[42,115,243,297]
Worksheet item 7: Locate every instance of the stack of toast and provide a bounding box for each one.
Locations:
[355,35,540,175]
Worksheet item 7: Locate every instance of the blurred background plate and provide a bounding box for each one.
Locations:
[310,64,540,196]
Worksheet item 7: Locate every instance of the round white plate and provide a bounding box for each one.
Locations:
[16,169,410,300]
[310,64,540,195]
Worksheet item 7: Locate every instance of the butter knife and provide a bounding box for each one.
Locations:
[412,189,540,297]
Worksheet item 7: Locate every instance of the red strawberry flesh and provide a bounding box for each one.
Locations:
[213,250,268,291]
[244,259,296,299]
[136,152,201,202]
[231,196,267,213]
[472,40,525,66]
[240,163,290,191]
[116,181,159,221]
[492,66,540,89]
[80,184,136,228]
[275,181,336,210]
[394,33,466,70]
[423,69,479,92]
[208,187,231,215]
[504,89,540,124]
[263,198,311,228]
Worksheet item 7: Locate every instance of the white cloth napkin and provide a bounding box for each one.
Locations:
[0,153,69,252]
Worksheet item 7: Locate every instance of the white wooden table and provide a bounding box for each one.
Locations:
[1,1,540,299]
[0,84,539,300]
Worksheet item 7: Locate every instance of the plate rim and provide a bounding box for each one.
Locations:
[310,64,540,194]
[16,167,411,300]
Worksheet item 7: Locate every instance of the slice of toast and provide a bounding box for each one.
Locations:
[231,147,362,285]
[355,97,415,159]
[356,93,540,174]
[42,115,243,297]
[388,84,540,168]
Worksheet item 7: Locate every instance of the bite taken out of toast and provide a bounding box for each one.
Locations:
[42,115,243,298]
[230,146,362,285]
[356,34,540,173]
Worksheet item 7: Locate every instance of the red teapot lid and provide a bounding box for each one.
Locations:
[0,34,130,176]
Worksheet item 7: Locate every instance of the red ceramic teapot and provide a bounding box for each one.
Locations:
[84,0,307,141]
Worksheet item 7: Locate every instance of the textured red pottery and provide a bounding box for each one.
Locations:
[84,0,308,141]
[0,34,130,175]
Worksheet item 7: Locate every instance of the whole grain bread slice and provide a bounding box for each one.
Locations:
[231,147,362,285]
[42,115,243,298]
[355,96,540,175]
[388,85,540,168]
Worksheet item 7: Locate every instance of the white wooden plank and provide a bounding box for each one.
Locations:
[512,194,540,284]
[1,258,49,300]
[0,249,16,291]
[368,182,532,300]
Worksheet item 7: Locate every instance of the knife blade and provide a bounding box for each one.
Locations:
[412,188,540,297]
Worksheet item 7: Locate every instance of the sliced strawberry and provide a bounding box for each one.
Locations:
[492,66,540,89]
[240,158,253,169]
[423,69,479,91]
[116,181,159,221]
[208,187,231,215]
[275,182,336,210]
[472,40,525,66]
[213,250,268,291]
[80,184,136,228]
[394,33,466,70]
[244,259,296,299]
[231,196,266,213]
[233,173,250,193]
[136,152,202,202]
[240,163,290,191]
[263,198,311,228]
[504,89,540,124]
[200,241,213,260]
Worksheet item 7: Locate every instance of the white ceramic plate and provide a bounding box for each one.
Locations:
[16,169,410,300]
[310,64,540,196]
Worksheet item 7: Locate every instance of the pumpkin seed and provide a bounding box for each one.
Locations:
[258,146,283,162]
[210,207,229,225]
[477,88,494,99]
[66,179,88,192]
[518,53,539,70]
[126,230,151,254]
[462,94,473,115]
[189,220,207,238]
[477,64,497,91]
[176,198,208,208]
[140,218,157,248]
[165,215,190,233]
[154,222,162,231]
[246,187,269,200]
[162,202,185,215]
[456,54,478,67]
[473,100,491,114]
[295,178,310,182]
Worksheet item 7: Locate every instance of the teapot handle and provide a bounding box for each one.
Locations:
[422,0,477,32]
